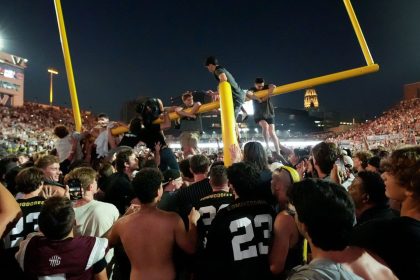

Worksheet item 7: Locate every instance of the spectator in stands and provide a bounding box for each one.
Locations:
[107,168,199,280]
[287,179,396,280]
[351,145,420,279]
[15,196,108,279]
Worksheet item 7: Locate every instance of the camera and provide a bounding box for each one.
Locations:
[67,179,82,200]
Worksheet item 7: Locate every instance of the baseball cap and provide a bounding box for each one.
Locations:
[205,56,218,66]
[162,169,181,185]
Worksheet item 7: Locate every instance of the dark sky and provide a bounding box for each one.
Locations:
[1,0,419,121]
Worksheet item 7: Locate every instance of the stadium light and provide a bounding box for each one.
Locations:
[48,68,59,105]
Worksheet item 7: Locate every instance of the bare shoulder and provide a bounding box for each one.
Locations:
[275,211,295,226]
[157,209,182,221]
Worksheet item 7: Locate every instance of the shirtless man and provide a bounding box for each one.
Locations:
[107,168,199,280]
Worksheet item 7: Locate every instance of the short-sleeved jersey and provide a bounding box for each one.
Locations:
[195,191,235,251]
[248,85,274,120]
[3,196,45,250]
[175,178,212,227]
[16,233,108,280]
[214,66,245,106]
[202,199,275,280]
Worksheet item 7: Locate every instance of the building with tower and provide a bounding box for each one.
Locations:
[304,88,319,110]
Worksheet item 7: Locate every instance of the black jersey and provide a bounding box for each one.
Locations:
[3,196,45,250]
[202,199,275,280]
[195,191,234,250]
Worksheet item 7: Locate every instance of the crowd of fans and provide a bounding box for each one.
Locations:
[0,102,96,157]
[330,98,420,150]
[0,97,419,280]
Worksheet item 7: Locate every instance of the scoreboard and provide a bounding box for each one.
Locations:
[0,51,27,106]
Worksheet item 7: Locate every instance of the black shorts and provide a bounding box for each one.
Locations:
[255,116,274,124]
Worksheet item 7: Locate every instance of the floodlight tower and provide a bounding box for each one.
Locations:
[48,68,59,106]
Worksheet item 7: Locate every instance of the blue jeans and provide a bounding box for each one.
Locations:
[159,147,179,171]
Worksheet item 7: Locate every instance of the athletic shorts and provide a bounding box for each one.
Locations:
[255,116,274,125]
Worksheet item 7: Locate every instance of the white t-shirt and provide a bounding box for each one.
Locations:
[73,200,119,262]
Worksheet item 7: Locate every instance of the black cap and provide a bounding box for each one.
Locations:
[205,56,218,66]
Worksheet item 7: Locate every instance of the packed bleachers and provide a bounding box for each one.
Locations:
[329,98,420,150]
[0,102,96,156]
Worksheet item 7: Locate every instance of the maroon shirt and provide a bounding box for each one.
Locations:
[16,233,107,280]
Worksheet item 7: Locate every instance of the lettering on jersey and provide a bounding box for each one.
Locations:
[18,200,44,207]
[226,200,267,212]
[200,192,232,201]
[49,255,61,267]
[229,214,273,261]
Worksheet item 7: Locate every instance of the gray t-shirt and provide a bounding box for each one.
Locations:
[287,259,363,280]
[214,66,245,106]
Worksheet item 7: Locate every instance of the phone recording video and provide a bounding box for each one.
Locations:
[67,179,82,200]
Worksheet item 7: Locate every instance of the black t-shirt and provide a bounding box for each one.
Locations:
[104,172,135,215]
[139,124,167,151]
[180,104,203,133]
[249,85,274,119]
[118,132,143,148]
[214,66,245,106]
[202,199,275,280]
[351,216,420,280]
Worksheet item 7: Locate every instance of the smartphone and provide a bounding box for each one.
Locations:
[67,179,82,200]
